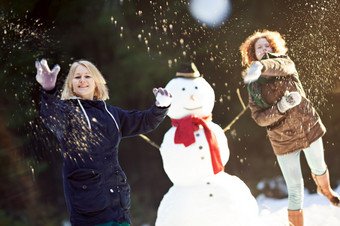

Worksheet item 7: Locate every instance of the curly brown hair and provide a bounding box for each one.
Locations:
[239,30,288,67]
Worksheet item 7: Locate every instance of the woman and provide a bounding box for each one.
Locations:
[239,30,339,226]
[35,59,172,226]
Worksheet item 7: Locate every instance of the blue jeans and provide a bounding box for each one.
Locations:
[276,137,327,210]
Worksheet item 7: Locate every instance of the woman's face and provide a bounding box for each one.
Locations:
[72,65,96,100]
[255,38,273,60]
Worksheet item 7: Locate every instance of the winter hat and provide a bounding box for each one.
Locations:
[176,62,201,78]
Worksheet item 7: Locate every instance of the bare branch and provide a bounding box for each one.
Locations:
[223,88,249,132]
[223,105,249,132]
[139,134,160,149]
[237,88,246,109]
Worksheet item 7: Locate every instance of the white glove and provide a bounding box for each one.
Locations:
[153,87,172,107]
[277,91,302,113]
[35,59,60,91]
[244,61,263,84]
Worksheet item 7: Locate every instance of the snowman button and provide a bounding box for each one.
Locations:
[199,146,203,150]
[196,133,200,137]
[209,193,213,197]
[201,156,205,160]
[206,182,210,185]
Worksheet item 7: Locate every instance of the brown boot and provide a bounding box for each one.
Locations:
[311,168,340,207]
[288,209,304,226]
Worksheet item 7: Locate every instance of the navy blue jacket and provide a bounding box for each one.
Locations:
[41,88,168,226]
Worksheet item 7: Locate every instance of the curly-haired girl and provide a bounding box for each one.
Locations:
[240,30,339,226]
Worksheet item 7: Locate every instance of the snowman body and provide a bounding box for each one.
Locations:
[155,77,258,226]
[160,121,229,186]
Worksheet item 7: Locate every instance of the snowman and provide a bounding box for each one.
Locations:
[155,63,259,226]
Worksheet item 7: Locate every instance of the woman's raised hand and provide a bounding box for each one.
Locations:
[153,87,172,107]
[35,59,60,91]
[244,61,263,84]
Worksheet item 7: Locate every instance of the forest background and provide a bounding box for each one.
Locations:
[0,0,339,225]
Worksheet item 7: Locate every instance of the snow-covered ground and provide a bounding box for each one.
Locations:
[62,185,340,226]
[257,185,340,226]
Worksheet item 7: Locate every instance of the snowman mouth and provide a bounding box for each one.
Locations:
[184,106,203,110]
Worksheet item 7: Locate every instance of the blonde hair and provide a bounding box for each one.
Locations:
[239,30,288,67]
[61,60,109,100]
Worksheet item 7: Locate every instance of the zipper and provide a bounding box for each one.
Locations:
[103,101,120,133]
[77,99,92,131]
[77,100,120,133]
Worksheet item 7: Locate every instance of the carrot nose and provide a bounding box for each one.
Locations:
[190,95,195,101]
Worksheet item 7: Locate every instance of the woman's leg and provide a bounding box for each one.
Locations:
[303,137,327,176]
[277,151,304,210]
[277,151,304,225]
[304,137,340,206]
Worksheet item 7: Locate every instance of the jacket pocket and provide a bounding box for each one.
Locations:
[115,170,131,211]
[67,169,108,215]
[268,127,295,143]
[119,183,131,211]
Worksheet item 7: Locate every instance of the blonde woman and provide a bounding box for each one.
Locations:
[35,59,172,226]
[239,30,339,226]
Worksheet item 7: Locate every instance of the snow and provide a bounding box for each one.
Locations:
[257,185,340,226]
[61,184,340,226]
[188,0,231,27]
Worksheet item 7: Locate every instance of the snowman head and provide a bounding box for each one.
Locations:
[165,76,215,119]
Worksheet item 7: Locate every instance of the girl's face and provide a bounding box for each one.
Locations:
[255,38,273,60]
[72,65,96,100]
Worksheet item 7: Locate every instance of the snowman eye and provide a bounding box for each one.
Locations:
[182,87,186,91]
[195,86,198,89]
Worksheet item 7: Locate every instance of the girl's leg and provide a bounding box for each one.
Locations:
[277,151,304,210]
[303,137,327,176]
[304,137,340,207]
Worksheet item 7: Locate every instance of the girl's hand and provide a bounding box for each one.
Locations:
[35,59,60,91]
[244,61,263,84]
[153,87,172,107]
[277,91,302,113]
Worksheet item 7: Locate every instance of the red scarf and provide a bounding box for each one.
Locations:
[171,115,224,174]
